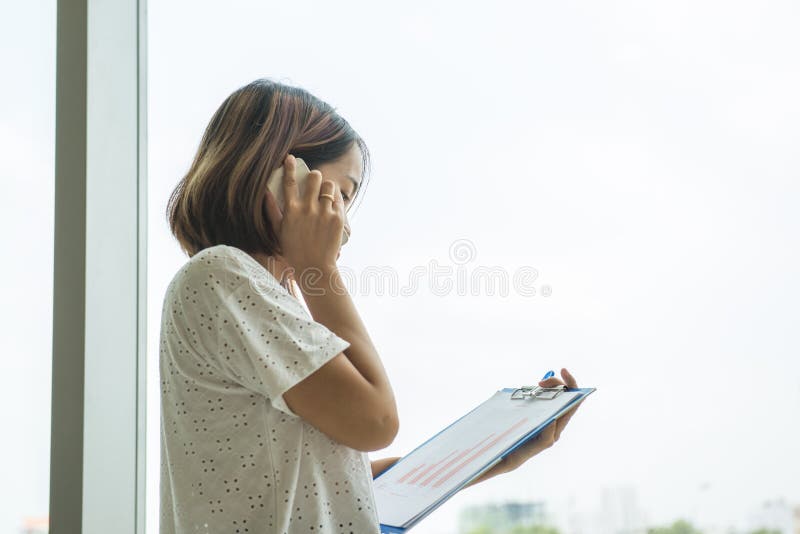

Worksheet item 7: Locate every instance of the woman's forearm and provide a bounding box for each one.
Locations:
[298,267,393,391]
[371,456,403,478]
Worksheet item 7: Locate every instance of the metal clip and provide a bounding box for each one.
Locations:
[510,384,566,400]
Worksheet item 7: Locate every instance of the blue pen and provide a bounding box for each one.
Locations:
[541,370,555,380]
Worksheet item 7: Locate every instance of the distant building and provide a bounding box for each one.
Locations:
[596,486,647,534]
[794,504,800,534]
[747,499,796,534]
[458,500,550,533]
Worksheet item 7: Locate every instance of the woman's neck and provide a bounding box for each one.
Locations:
[247,251,292,285]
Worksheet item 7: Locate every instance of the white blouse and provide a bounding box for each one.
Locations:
[159,244,380,533]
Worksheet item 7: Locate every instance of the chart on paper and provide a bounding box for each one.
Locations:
[374,389,580,528]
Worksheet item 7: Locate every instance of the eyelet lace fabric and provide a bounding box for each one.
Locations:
[159,244,380,533]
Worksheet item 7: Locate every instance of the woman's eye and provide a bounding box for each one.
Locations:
[342,194,351,202]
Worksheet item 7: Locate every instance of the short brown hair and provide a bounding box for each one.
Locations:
[167,78,371,257]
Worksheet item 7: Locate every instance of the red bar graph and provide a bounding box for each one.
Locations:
[407,450,458,484]
[432,416,529,488]
[397,463,425,483]
[419,433,497,487]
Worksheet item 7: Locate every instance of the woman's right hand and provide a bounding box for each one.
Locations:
[265,157,399,453]
[265,153,346,274]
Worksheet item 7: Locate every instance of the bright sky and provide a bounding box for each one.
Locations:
[3,1,800,533]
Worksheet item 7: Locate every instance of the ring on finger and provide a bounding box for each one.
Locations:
[319,193,336,202]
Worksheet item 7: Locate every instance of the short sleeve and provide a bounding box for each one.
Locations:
[178,246,351,418]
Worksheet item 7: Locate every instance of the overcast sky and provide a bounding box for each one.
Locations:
[3,1,799,533]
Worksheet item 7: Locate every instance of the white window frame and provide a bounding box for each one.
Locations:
[49,0,148,532]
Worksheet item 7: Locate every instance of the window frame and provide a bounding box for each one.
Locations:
[49,0,148,532]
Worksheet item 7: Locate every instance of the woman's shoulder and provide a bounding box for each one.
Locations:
[166,244,282,302]
[190,244,256,274]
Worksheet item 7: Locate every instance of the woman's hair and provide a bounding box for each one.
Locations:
[167,78,371,257]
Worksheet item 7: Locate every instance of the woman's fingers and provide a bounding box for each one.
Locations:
[504,368,583,471]
[507,423,556,470]
[529,422,557,455]
[319,180,336,211]
[554,370,580,439]
[555,398,586,440]
[282,154,300,207]
[561,368,578,389]
[538,369,578,389]
[554,421,569,441]
[538,377,566,388]
[535,369,579,441]
[304,170,323,206]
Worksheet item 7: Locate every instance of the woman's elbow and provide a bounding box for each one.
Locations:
[379,410,400,448]
[356,408,399,452]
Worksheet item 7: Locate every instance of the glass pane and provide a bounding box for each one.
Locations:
[0,1,55,533]
[148,2,800,533]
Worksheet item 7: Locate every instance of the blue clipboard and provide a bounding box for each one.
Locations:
[374,385,595,533]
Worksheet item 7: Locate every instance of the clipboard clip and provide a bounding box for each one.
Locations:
[510,384,566,400]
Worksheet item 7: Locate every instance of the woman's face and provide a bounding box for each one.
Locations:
[313,142,363,214]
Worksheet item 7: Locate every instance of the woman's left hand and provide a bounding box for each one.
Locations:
[500,368,580,472]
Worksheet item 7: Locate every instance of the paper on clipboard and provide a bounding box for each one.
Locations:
[374,388,583,529]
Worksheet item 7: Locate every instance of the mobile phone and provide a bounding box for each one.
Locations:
[267,157,350,245]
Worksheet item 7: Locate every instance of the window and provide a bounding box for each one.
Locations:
[145,3,800,534]
[0,1,55,532]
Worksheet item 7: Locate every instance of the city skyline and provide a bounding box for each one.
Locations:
[456,491,800,534]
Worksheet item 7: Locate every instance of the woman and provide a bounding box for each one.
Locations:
[159,78,580,533]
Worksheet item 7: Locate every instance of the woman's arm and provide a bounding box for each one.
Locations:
[264,156,399,452]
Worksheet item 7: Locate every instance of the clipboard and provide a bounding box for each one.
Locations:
[373,384,596,533]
